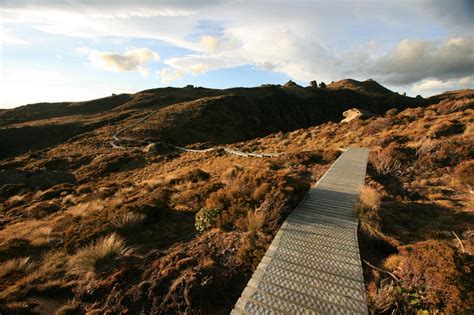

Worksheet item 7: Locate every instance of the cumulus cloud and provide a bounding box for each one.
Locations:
[160,67,184,84]
[82,47,160,76]
[200,35,221,54]
[370,36,474,85]
[2,0,474,93]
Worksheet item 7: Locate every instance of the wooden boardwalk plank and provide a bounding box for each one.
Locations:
[232,148,369,315]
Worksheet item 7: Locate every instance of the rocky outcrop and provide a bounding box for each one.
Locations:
[340,108,374,123]
[283,80,302,88]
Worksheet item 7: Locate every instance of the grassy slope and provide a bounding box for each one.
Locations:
[0,85,472,314]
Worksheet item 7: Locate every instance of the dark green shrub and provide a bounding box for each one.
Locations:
[195,207,222,232]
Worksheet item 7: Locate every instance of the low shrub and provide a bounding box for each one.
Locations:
[195,207,222,232]
[368,241,463,314]
[363,117,392,136]
[185,169,210,183]
[370,150,401,175]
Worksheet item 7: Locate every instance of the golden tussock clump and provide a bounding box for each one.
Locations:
[0,257,35,278]
[69,233,132,276]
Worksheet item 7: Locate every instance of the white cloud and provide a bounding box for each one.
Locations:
[1,0,474,98]
[0,25,29,45]
[412,76,473,93]
[80,47,160,76]
[160,67,183,84]
[200,35,221,54]
[370,36,474,85]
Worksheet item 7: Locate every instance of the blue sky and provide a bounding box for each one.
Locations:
[1,0,473,108]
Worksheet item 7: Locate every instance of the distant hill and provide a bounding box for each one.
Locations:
[327,78,394,95]
[0,79,458,158]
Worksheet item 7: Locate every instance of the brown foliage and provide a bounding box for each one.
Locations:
[455,160,474,189]
[368,241,465,314]
[396,242,462,313]
[357,186,383,239]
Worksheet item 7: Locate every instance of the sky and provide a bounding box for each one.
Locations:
[0,0,473,108]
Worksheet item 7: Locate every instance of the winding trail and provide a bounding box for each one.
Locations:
[232,148,369,314]
[109,110,281,157]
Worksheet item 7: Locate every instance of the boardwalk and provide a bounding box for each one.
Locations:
[232,148,369,314]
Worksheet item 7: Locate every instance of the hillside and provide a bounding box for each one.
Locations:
[327,78,395,95]
[0,81,473,314]
[0,81,428,158]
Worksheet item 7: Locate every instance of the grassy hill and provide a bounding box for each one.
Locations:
[0,81,472,314]
[0,81,428,158]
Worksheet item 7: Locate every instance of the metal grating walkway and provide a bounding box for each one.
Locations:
[232,148,369,315]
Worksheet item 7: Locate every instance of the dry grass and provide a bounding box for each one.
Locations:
[368,280,398,313]
[54,301,81,315]
[68,200,104,217]
[383,254,403,271]
[69,233,132,276]
[61,194,76,206]
[357,186,382,238]
[112,212,147,230]
[252,183,271,201]
[243,209,266,234]
[141,177,164,190]
[0,89,471,313]
[0,257,35,278]
[359,186,381,210]
[415,137,438,158]
[369,150,401,175]
[0,219,53,246]
[368,241,464,314]
[454,160,474,190]
[5,194,26,206]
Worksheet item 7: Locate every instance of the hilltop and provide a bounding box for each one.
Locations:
[0,80,473,314]
[327,78,395,95]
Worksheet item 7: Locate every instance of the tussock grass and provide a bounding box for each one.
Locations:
[369,281,397,313]
[68,200,104,217]
[0,220,53,246]
[141,177,164,190]
[69,233,132,275]
[359,186,381,211]
[244,209,266,234]
[112,212,147,230]
[369,150,401,175]
[54,301,81,315]
[357,186,382,238]
[5,194,26,206]
[0,257,35,278]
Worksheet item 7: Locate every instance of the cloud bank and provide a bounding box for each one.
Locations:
[2,0,473,96]
[371,37,474,85]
